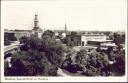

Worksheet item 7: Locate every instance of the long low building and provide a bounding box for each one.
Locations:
[66,33,115,48]
[14,30,32,40]
[4,29,43,41]
[81,34,107,46]
[4,30,32,41]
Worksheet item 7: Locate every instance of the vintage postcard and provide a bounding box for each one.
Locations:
[1,0,127,82]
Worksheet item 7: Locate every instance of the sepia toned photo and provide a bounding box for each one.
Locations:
[1,0,127,82]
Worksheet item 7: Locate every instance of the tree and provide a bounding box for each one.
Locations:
[19,35,41,50]
[106,47,116,61]
[5,30,65,76]
[65,31,78,47]
[40,30,64,67]
[42,30,55,38]
[121,34,125,44]
[75,49,88,67]
[113,33,124,45]
[5,50,58,76]
[108,51,116,61]
[19,36,28,44]
[41,38,64,67]
[112,50,125,76]
[4,60,10,76]
[82,65,99,76]
[65,36,73,47]
[61,53,72,69]
[28,36,41,50]
[81,49,111,76]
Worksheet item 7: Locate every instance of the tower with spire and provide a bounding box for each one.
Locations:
[33,14,42,31]
[32,14,43,38]
[65,22,67,34]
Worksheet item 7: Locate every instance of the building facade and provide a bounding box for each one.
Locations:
[66,33,113,47]
[14,30,32,40]
[81,34,107,46]
[4,30,32,41]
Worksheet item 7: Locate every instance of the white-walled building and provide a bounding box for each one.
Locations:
[81,34,107,46]
[62,32,66,38]
[14,30,32,40]
[4,30,32,40]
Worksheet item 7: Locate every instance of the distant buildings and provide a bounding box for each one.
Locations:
[63,23,67,38]
[4,14,43,41]
[4,13,120,50]
[66,32,116,49]
[54,23,67,39]
[81,34,107,46]
[14,30,32,40]
[4,30,32,40]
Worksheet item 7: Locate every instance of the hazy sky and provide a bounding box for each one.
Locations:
[1,0,127,31]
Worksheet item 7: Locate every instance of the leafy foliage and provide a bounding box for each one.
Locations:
[5,30,64,76]
[113,33,125,45]
[62,48,112,76]
[85,51,111,76]
[5,30,125,76]
[112,50,125,76]
[64,31,81,47]
[75,49,88,66]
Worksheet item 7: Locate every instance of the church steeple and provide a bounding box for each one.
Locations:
[65,22,67,33]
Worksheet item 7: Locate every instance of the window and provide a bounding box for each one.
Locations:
[82,41,84,46]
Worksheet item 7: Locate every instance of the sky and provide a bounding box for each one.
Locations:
[1,0,127,31]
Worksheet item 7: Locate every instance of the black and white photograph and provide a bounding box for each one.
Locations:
[1,0,127,82]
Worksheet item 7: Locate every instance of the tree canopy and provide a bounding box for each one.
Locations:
[5,30,65,76]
